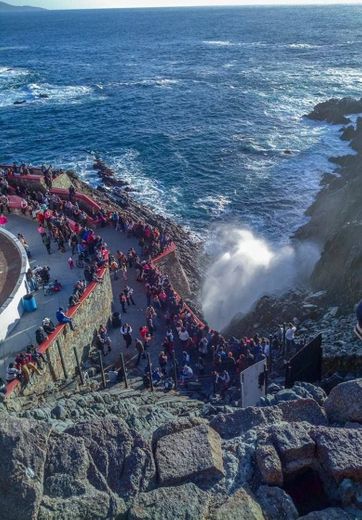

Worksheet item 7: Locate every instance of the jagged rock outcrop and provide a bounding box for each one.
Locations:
[2,380,362,519]
[306,97,362,124]
[324,379,362,424]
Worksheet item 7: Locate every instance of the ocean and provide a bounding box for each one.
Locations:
[0,5,361,242]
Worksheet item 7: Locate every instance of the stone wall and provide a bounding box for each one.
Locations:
[7,269,113,398]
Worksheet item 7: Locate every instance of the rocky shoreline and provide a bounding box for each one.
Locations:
[63,160,206,314]
[225,97,362,376]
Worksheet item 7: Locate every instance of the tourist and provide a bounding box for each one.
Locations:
[26,268,38,292]
[285,323,297,351]
[180,364,193,385]
[42,234,51,255]
[179,327,190,349]
[119,292,128,314]
[6,363,21,382]
[96,324,112,355]
[124,285,135,306]
[67,256,74,269]
[120,323,133,348]
[56,307,75,331]
[158,350,168,375]
[135,338,145,366]
[0,194,10,214]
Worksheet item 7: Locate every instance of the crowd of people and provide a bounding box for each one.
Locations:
[2,164,294,398]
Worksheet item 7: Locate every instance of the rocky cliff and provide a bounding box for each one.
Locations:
[1,378,362,519]
[224,97,362,341]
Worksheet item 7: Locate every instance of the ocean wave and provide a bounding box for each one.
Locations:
[0,46,29,52]
[0,66,30,78]
[203,40,235,47]
[0,82,98,108]
[287,43,320,50]
[194,195,232,218]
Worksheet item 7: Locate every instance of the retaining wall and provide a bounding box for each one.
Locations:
[6,268,113,398]
[0,228,30,344]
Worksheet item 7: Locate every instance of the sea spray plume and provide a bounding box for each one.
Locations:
[202,226,320,331]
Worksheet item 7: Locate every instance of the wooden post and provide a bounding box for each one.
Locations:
[98,352,106,389]
[263,363,268,396]
[120,353,128,389]
[146,353,154,392]
[46,349,57,382]
[73,347,84,385]
[172,351,178,389]
[56,340,68,379]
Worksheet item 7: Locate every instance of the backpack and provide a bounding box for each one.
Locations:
[35,327,48,345]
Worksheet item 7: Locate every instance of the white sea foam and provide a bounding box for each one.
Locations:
[194,195,232,218]
[0,81,98,108]
[203,40,234,47]
[202,226,320,330]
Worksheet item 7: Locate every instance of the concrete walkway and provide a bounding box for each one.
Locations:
[1,214,172,380]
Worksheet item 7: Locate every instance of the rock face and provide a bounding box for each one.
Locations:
[129,483,210,520]
[255,485,299,520]
[0,418,50,520]
[306,97,362,124]
[212,488,264,520]
[2,378,362,519]
[156,424,225,486]
[312,427,362,482]
[255,445,283,486]
[324,379,362,424]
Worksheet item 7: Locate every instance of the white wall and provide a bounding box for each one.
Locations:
[0,228,29,346]
[240,358,267,408]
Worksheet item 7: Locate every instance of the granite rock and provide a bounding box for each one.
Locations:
[128,483,210,520]
[255,444,283,486]
[324,379,362,424]
[211,487,265,520]
[156,424,224,486]
[255,485,299,520]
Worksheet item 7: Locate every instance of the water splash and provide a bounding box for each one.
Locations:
[202,226,320,330]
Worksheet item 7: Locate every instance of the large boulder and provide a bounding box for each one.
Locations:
[271,423,315,474]
[0,417,51,520]
[324,379,362,424]
[255,445,283,486]
[255,485,298,520]
[128,483,210,520]
[155,424,224,486]
[66,417,155,496]
[210,399,327,440]
[312,427,362,483]
[212,487,265,520]
[41,430,125,519]
[298,507,358,519]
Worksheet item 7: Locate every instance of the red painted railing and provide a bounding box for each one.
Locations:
[4,267,106,398]
[152,242,206,329]
[4,172,207,397]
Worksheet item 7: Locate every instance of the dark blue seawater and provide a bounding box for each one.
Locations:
[1,6,361,239]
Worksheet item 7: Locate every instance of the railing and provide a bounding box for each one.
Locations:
[4,267,106,398]
[152,242,206,329]
[3,170,208,397]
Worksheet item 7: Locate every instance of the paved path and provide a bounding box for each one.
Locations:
[1,215,170,380]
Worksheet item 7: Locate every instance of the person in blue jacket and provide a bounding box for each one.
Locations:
[56,307,75,331]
